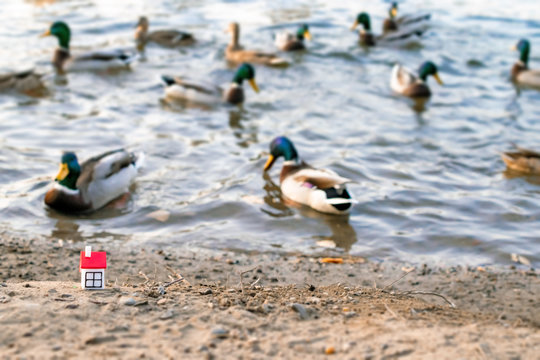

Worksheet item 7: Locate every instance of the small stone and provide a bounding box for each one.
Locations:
[0,283,7,287]
[160,309,174,320]
[65,304,79,309]
[85,335,117,345]
[0,295,11,304]
[343,311,357,318]
[48,289,57,294]
[200,288,213,295]
[60,294,73,298]
[157,298,168,305]
[52,345,62,351]
[211,327,229,339]
[291,303,309,320]
[307,297,321,304]
[121,297,136,306]
[325,346,335,355]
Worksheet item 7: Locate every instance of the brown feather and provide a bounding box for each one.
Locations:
[511,62,527,81]
[53,48,70,73]
[402,83,431,97]
[502,150,540,174]
[382,19,398,33]
[45,187,92,213]
[225,86,244,105]
[360,32,376,46]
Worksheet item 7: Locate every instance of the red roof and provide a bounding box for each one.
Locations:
[80,251,107,269]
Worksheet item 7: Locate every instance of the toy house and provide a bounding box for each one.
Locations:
[79,246,107,290]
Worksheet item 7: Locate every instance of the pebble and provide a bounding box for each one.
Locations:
[325,346,335,355]
[200,288,213,295]
[121,297,136,306]
[157,298,168,305]
[291,303,309,320]
[159,309,174,320]
[211,327,229,339]
[343,311,357,318]
[0,283,7,287]
[65,304,79,309]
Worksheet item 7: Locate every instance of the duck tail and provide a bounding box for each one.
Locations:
[161,75,176,86]
[132,152,145,170]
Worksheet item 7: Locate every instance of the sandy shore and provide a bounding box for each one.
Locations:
[1,234,539,359]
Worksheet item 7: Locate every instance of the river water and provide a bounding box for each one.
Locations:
[1,0,540,266]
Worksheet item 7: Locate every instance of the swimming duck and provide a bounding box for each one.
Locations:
[226,22,288,67]
[390,61,443,97]
[45,149,143,213]
[135,16,195,51]
[0,69,45,94]
[511,39,540,88]
[162,62,259,105]
[501,145,540,174]
[41,21,135,73]
[274,24,311,51]
[263,136,354,215]
[382,2,431,35]
[351,12,423,47]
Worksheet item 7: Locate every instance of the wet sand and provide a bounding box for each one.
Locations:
[0,234,538,359]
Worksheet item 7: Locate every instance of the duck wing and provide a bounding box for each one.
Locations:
[77,149,136,190]
[148,30,194,46]
[390,63,417,93]
[292,168,353,189]
[502,145,540,174]
[161,75,222,96]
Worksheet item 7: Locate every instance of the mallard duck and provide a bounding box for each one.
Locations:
[162,62,259,105]
[390,61,443,97]
[0,69,45,94]
[135,16,195,51]
[226,22,288,67]
[263,136,354,215]
[41,21,135,73]
[274,24,311,51]
[45,149,143,213]
[382,2,430,35]
[501,145,540,174]
[511,39,540,88]
[351,12,423,47]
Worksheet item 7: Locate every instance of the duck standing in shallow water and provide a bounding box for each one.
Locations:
[45,149,143,213]
[41,21,135,73]
[225,22,288,66]
[263,136,354,215]
[274,24,311,51]
[161,62,259,106]
[501,145,540,174]
[511,39,540,88]
[134,16,194,52]
[390,61,443,97]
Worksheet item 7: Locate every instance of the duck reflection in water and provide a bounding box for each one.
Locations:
[262,172,357,250]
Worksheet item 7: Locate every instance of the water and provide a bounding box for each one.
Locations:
[1,0,540,267]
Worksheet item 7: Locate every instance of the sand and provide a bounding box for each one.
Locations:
[0,234,539,359]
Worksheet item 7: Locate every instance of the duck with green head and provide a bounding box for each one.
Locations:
[45,149,143,213]
[390,61,443,97]
[275,24,312,51]
[162,62,259,106]
[41,21,135,73]
[351,11,425,47]
[263,136,354,215]
[382,2,431,34]
[511,39,540,88]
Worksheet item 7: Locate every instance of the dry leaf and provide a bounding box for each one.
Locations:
[320,258,343,264]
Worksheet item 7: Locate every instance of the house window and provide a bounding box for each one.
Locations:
[85,271,103,288]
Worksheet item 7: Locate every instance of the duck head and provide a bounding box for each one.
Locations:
[264,136,299,171]
[513,39,530,65]
[296,24,311,41]
[41,21,71,49]
[233,63,259,92]
[55,152,80,190]
[418,61,443,84]
[389,2,398,19]
[351,12,371,31]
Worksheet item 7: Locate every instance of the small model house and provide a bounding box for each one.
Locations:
[79,246,107,290]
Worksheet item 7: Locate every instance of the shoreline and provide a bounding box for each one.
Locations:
[1,235,539,358]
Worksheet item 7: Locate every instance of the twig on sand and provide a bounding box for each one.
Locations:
[165,266,191,286]
[138,271,150,283]
[400,290,456,308]
[250,277,261,288]
[382,268,416,291]
[239,266,258,294]
[163,278,185,289]
[384,303,399,319]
